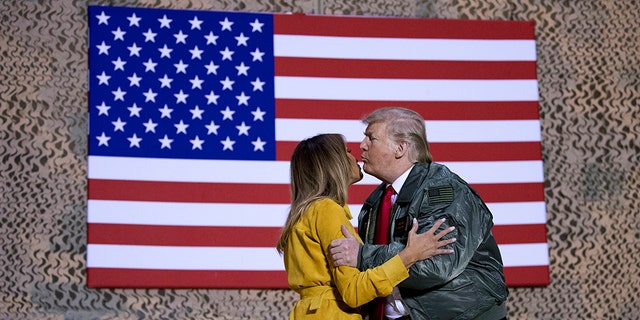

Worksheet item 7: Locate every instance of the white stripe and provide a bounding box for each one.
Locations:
[274,35,537,61]
[88,200,545,228]
[87,244,285,270]
[88,156,290,183]
[88,200,290,227]
[442,160,544,184]
[275,77,539,102]
[488,201,547,225]
[87,243,547,270]
[276,119,542,143]
[498,243,549,267]
[88,156,542,184]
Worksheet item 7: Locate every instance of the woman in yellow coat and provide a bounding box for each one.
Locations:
[276,134,454,319]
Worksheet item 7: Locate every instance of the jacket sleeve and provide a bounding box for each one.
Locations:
[314,200,409,308]
[359,177,494,290]
[407,177,494,290]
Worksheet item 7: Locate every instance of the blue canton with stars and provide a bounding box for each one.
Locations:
[88,6,276,160]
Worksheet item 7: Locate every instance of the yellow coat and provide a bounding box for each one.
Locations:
[284,198,409,319]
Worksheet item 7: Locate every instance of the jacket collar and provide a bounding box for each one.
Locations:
[395,162,430,205]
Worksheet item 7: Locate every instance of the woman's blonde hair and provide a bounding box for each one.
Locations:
[276,134,352,254]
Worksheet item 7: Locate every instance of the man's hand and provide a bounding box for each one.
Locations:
[329,225,360,267]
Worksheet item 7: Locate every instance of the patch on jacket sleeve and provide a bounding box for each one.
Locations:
[428,186,454,205]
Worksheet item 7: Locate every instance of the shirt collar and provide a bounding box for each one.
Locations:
[390,165,414,194]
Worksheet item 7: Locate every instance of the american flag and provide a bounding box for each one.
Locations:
[87,5,549,288]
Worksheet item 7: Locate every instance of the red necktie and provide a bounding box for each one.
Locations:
[373,185,395,320]
[374,185,395,244]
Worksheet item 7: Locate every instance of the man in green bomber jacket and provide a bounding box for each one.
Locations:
[330,107,508,320]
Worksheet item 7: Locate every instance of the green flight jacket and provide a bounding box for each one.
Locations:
[357,162,508,320]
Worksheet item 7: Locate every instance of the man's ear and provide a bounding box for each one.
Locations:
[395,141,408,159]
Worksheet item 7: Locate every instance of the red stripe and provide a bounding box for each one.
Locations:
[88,224,282,247]
[492,224,547,244]
[87,268,288,289]
[276,99,540,120]
[87,266,549,288]
[274,14,535,40]
[469,183,544,203]
[276,141,542,162]
[88,179,289,203]
[275,57,537,80]
[503,265,550,286]
[89,179,544,203]
[88,223,543,247]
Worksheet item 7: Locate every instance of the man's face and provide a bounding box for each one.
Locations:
[360,122,396,181]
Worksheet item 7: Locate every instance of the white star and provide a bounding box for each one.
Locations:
[159,45,172,58]
[112,87,126,101]
[189,105,204,119]
[236,121,251,136]
[174,120,189,134]
[127,43,142,56]
[128,73,142,87]
[96,11,110,25]
[190,136,204,150]
[174,90,188,104]
[251,77,265,91]
[143,88,157,102]
[159,104,173,118]
[112,57,126,71]
[205,91,220,105]
[189,16,203,30]
[236,91,250,106]
[205,61,219,74]
[127,13,141,27]
[96,41,110,55]
[143,119,158,133]
[174,30,188,44]
[174,60,188,73]
[127,133,142,148]
[235,33,249,46]
[189,76,204,89]
[112,27,126,41]
[220,136,235,151]
[219,17,233,31]
[205,31,219,45]
[112,117,126,132]
[128,103,142,117]
[143,29,157,42]
[220,106,235,120]
[235,62,250,76]
[96,71,110,85]
[252,137,266,151]
[250,18,264,32]
[96,132,110,146]
[189,46,203,59]
[96,102,110,116]
[205,120,220,135]
[220,76,234,90]
[158,15,172,28]
[251,107,266,121]
[220,47,234,61]
[159,134,173,149]
[159,74,173,88]
[143,58,157,72]
[250,48,264,62]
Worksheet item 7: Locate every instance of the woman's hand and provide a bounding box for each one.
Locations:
[398,218,456,268]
